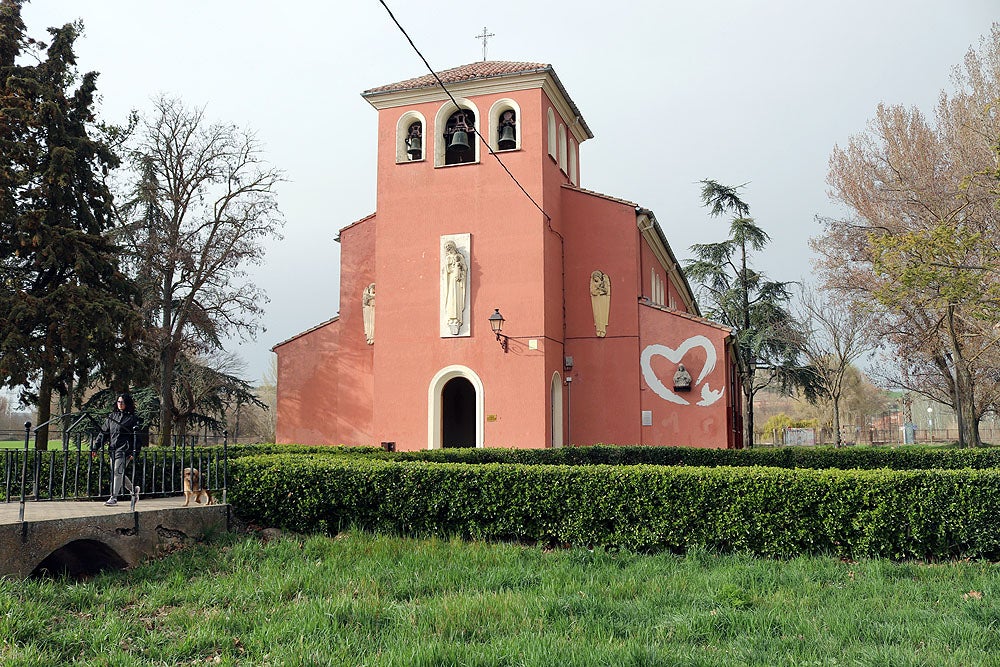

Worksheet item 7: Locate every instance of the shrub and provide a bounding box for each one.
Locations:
[228,454,1000,561]
[318,443,1000,471]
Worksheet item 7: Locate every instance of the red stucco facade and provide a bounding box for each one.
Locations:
[274,62,743,450]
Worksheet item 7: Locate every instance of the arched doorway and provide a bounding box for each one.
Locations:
[427,365,485,449]
[442,377,476,448]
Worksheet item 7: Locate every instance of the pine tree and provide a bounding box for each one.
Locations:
[686,180,818,448]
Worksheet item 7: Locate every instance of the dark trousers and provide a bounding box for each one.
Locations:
[110,451,134,497]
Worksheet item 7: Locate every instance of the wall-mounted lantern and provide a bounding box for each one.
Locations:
[488,308,508,353]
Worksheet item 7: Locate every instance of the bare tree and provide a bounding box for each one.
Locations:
[794,283,878,446]
[811,26,1000,446]
[118,97,284,446]
[226,353,277,443]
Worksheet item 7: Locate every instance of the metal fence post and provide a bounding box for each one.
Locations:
[222,429,228,505]
[18,421,29,522]
[129,431,139,511]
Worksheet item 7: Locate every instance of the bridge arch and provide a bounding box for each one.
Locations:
[32,539,129,579]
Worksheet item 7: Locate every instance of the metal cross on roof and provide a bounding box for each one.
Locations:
[475,26,495,61]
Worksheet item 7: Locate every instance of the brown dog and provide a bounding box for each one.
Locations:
[182,467,216,506]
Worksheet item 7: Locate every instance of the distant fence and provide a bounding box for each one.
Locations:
[0,429,268,446]
[759,426,1000,446]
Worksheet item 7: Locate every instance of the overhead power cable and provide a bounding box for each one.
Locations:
[377,0,552,221]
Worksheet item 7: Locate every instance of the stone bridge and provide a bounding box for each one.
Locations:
[0,497,230,578]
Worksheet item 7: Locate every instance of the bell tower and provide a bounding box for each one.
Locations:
[358,62,593,449]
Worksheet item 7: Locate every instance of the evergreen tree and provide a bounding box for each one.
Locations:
[686,180,817,448]
[0,2,144,448]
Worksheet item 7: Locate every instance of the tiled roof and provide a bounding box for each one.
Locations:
[363,61,594,139]
[363,61,552,95]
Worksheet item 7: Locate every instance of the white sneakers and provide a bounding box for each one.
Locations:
[104,497,117,506]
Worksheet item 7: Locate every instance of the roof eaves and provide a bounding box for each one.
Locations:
[335,212,376,243]
[561,183,637,208]
[639,299,732,334]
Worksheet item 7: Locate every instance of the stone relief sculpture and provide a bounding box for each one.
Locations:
[672,363,692,392]
[590,270,611,337]
[362,283,375,345]
[443,241,467,335]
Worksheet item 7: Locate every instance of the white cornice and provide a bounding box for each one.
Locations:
[364,72,592,143]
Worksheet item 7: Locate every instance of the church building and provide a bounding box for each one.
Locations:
[274,61,743,450]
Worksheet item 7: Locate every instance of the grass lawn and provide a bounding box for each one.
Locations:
[2,531,999,666]
[0,440,68,449]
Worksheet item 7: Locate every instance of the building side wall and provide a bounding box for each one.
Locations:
[334,218,377,445]
[638,305,732,448]
[274,320,341,445]
[561,188,643,446]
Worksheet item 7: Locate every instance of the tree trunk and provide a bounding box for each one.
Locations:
[944,305,981,448]
[955,361,980,447]
[59,374,74,447]
[743,381,755,449]
[832,394,842,448]
[158,344,177,447]
[35,368,52,451]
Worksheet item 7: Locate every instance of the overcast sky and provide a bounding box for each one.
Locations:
[22,0,1000,385]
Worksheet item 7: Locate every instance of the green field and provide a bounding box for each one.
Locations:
[3,530,999,666]
[0,440,84,450]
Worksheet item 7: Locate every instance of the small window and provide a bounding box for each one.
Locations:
[650,269,667,305]
[547,108,556,158]
[569,138,578,184]
[558,124,567,172]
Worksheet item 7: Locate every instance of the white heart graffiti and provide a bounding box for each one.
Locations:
[640,335,724,407]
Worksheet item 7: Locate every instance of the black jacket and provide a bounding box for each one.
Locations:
[92,411,144,456]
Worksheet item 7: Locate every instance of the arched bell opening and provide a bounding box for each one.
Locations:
[31,539,129,580]
[444,109,476,165]
[395,110,427,163]
[405,121,423,161]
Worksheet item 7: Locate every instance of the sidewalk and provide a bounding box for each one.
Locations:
[0,495,212,525]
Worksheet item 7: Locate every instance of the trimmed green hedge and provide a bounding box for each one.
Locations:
[301,443,1000,471]
[229,454,1000,560]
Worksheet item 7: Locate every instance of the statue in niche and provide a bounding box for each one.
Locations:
[590,270,611,337]
[673,363,692,392]
[362,283,375,345]
[443,241,467,335]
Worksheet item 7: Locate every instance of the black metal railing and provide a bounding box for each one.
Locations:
[5,414,228,522]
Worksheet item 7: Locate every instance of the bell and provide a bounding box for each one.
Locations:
[448,130,470,153]
[406,136,422,159]
[498,124,516,150]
